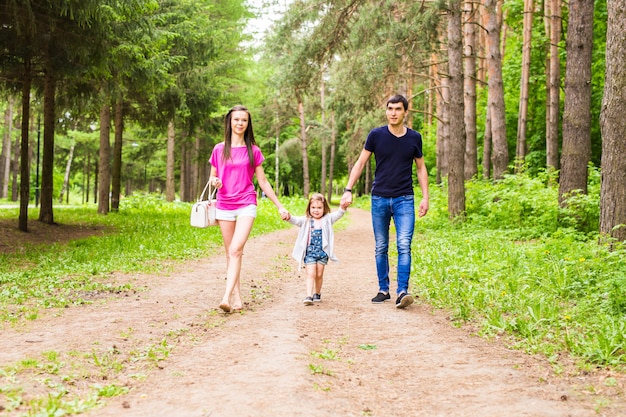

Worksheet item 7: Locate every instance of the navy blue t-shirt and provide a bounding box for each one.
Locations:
[364,126,423,198]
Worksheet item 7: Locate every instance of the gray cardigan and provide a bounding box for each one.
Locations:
[288,208,346,269]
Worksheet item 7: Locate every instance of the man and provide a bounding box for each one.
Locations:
[340,94,429,309]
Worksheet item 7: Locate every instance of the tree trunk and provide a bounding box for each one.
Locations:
[463,0,477,180]
[547,0,562,171]
[483,107,492,179]
[59,142,75,204]
[12,127,19,202]
[298,98,310,197]
[436,46,450,182]
[1,97,14,198]
[94,159,98,204]
[39,69,55,225]
[559,0,594,205]
[544,0,552,165]
[485,0,509,179]
[275,123,280,195]
[432,56,442,184]
[435,72,445,185]
[320,77,327,196]
[516,0,534,172]
[111,99,124,211]
[98,102,111,215]
[18,59,32,232]
[327,111,337,203]
[84,149,90,204]
[180,139,189,202]
[427,67,434,136]
[193,135,202,201]
[166,120,176,202]
[447,0,466,219]
[599,0,626,243]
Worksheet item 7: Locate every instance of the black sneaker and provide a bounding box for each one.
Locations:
[312,293,321,302]
[371,292,391,303]
[303,296,314,306]
[395,292,414,309]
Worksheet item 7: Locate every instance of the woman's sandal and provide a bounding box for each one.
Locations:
[219,303,231,313]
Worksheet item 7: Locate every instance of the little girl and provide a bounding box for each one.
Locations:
[287,193,347,305]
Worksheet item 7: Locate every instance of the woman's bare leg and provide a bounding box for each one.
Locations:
[218,216,254,311]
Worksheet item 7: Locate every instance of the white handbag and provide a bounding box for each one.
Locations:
[190,180,217,228]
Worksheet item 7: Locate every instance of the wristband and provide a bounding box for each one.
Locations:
[344,188,352,193]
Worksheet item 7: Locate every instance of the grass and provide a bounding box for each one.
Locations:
[0,193,300,324]
[1,173,625,377]
[0,193,307,416]
[353,169,626,370]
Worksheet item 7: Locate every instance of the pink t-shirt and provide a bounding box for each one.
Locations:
[209,143,265,210]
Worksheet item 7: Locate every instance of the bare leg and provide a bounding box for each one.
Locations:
[314,263,325,295]
[218,216,255,311]
[304,264,316,298]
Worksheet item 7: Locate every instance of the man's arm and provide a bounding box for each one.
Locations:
[415,157,429,217]
[340,148,372,207]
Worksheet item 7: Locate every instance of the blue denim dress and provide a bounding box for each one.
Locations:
[303,219,329,265]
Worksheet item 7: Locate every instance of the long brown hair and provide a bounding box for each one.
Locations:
[223,105,256,167]
[306,193,331,217]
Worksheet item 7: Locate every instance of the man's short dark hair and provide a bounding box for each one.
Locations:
[387,94,408,111]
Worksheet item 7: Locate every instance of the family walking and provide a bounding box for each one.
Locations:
[207,95,429,312]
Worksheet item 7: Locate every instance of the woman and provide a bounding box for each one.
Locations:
[209,105,289,313]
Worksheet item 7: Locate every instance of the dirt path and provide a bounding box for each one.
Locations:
[1,208,623,416]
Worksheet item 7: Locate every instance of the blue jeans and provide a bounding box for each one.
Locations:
[371,195,415,295]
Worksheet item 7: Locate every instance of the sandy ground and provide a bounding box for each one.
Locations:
[1,208,624,416]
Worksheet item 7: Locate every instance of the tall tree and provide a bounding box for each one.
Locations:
[559,0,594,205]
[58,140,75,204]
[485,0,509,179]
[515,0,534,172]
[98,101,111,214]
[166,120,176,202]
[599,0,626,243]
[435,54,450,182]
[482,108,492,179]
[463,0,478,179]
[18,58,32,231]
[147,0,249,202]
[320,75,327,196]
[1,96,14,198]
[326,111,337,202]
[39,62,56,224]
[111,98,124,210]
[447,0,466,218]
[297,96,310,197]
[546,0,562,171]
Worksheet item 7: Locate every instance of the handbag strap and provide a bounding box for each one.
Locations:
[198,179,217,202]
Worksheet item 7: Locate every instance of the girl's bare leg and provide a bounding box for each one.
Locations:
[305,264,317,298]
[314,264,325,295]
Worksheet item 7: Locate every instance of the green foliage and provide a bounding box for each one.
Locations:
[0,193,297,323]
[404,174,625,369]
[0,196,202,320]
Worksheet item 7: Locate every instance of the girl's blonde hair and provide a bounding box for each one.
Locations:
[306,193,331,217]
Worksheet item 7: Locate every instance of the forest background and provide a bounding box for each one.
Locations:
[1,0,626,414]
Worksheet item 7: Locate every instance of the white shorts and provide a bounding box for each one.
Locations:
[215,204,257,221]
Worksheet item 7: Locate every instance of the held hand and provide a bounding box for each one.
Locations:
[340,191,353,209]
[279,208,290,221]
[212,177,223,189]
